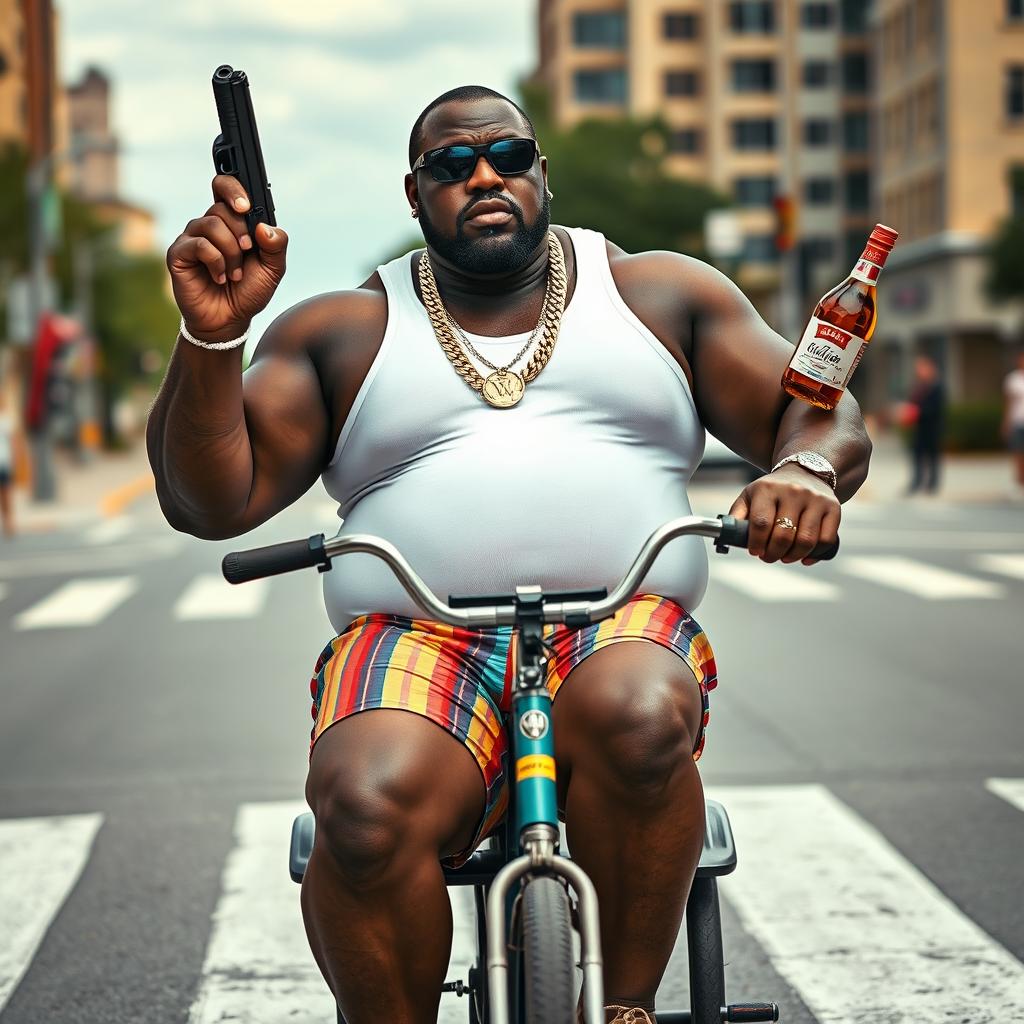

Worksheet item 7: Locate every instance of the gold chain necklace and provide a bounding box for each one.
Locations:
[417,230,567,408]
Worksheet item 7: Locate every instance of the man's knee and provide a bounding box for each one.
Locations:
[557,645,701,796]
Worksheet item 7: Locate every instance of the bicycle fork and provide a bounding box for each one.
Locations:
[484,591,605,1024]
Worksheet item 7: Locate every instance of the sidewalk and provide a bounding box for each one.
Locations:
[8,438,155,535]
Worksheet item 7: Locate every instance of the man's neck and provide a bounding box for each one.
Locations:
[426,240,550,309]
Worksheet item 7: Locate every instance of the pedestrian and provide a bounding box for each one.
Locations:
[0,385,19,539]
[1003,348,1024,500]
[905,353,946,495]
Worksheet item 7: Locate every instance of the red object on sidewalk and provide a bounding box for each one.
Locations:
[24,312,72,431]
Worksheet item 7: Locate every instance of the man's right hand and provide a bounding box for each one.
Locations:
[166,174,289,343]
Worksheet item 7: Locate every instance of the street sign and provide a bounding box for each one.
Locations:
[704,210,743,261]
[5,274,57,347]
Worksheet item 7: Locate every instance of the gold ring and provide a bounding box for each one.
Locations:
[774,516,797,530]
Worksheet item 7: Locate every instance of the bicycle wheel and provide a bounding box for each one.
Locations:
[516,875,577,1024]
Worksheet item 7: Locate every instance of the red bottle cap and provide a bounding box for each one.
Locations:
[870,224,899,251]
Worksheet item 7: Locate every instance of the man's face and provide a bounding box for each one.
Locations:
[406,98,550,274]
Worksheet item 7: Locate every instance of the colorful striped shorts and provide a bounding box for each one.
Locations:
[308,593,717,869]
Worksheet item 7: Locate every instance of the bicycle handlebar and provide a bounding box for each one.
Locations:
[222,515,839,627]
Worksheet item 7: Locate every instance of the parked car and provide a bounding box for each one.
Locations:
[697,433,763,483]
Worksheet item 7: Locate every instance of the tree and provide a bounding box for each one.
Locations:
[984,166,1024,305]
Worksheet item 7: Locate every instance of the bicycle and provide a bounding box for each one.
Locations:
[223,513,838,1024]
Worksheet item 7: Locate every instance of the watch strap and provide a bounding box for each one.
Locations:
[770,452,838,490]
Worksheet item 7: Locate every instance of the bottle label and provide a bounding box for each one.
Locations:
[851,253,883,285]
[791,317,865,388]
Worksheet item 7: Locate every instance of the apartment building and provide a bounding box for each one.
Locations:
[870,0,1024,409]
[534,0,1024,408]
[533,0,875,326]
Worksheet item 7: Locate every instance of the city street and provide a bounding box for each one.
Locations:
[1,478,1023,1024]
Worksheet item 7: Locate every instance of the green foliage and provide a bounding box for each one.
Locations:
[943,400,1005,453]
[984,165,1024,303]
[0,141,31,276]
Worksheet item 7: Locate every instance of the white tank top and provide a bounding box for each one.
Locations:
[319,225,708,633]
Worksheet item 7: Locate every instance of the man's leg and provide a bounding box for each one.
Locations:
[302,709,487,1024]
[551,641,707,1024]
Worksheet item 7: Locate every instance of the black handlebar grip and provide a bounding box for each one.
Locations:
[716,514,840,560]
[222,535,328,584]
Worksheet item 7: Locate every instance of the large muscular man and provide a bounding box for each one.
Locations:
[148,85,871,1024]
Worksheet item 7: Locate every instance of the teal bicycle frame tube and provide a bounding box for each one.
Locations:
[510,687,559,839]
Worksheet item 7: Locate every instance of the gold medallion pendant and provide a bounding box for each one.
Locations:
[482,369,526,408]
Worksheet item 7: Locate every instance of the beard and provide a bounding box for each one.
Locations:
[417,190,551,275]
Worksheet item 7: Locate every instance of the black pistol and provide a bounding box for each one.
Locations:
[211,64,276,254]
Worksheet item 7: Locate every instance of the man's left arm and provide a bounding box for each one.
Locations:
[683,256,872,564]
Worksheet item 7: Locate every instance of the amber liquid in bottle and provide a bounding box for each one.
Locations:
[782,224,899,411]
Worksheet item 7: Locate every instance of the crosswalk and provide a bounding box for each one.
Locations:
[1,550,1022,630]
[0,783,1022,1023]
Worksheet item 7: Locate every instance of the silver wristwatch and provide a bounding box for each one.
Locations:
[770,451,838,491]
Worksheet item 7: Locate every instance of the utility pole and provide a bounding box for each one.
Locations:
[22,0,58,500]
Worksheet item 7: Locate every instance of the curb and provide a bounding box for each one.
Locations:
[98,473,156,518]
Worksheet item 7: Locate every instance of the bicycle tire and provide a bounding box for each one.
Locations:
[518,875,577,1024]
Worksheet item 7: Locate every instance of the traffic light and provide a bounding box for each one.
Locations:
[773,194,796,253]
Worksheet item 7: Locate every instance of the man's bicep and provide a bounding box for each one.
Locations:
[239,343,331,530]
[689,268,794,470]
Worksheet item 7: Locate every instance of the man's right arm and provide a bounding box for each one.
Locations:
[146,299,332,540]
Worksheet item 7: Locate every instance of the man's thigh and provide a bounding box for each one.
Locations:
[549,639,706,811]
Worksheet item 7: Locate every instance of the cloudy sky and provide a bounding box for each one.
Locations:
[60,0,537,354]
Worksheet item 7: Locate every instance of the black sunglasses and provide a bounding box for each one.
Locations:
[412,138,538,183]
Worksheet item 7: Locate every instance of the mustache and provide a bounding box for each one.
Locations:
[458,193,524,228]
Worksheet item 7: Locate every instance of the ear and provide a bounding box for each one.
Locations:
[404,172,419,212]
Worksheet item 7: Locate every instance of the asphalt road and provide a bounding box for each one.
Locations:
[1,481,1022,1024]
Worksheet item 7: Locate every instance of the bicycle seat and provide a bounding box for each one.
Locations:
[288,799,736,885]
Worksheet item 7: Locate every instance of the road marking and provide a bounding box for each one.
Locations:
[985,778,1024,813]
[187,802,337,1024]
[706,784,1024,1023]
[173,574,269,620]
[0,537,185,578]
[84,515,135,545]
[0,813,103,1012]
[711,561,841,601]
[840,556,1005,599]
[974,553,1024,582]
[13,577,138,629]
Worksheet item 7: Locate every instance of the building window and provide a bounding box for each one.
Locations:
[841,0,869,33]
[801,2,835,28]
[804,177,835,204]
[803,60,832,87]
[731,59,776,92]
[574,68,628,104]
[844,169,870,211]
[665,70,701,96]
[742,234,779,262]
[1009,0,1024,22]
[842,52,869,92]
[734,176,777,206]
[668,128,703,153]
[843,110,870,151]
[664,12,699,38]
[572,11,627,48]
[729,2,775,33]
[803,118,832,145]
[804,237,835,262]
[732,118,777,149]
[1008,66,1024,120]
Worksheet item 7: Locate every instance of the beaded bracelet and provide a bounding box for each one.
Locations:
[179,316,250,351]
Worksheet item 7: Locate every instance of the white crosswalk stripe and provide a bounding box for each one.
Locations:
[173,573,269,621]
[0,813,103,1012]
[12,576,139,629]
[985,777,1024,813]
[706,784,1024,1023]
[839,556,1006,599]
[710,561,841,601]
[974,553,1024,582]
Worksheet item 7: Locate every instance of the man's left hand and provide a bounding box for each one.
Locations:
[727,464,841,565]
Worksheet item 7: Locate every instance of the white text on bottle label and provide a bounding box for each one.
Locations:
[792,318,864,389]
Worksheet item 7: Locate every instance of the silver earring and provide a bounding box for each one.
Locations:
[411,207,419,218]
[546,188,554,200]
